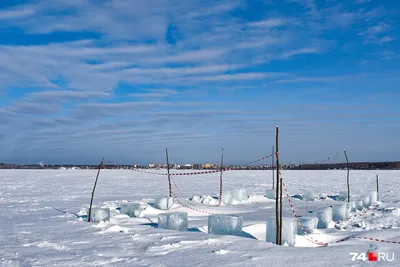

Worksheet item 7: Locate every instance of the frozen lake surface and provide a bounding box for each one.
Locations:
[0,169,399,266]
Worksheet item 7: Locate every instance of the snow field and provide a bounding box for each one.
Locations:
[0,169,399,266]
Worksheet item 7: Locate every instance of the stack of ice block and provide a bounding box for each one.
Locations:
[120,203,142,217]
[296,216,318,235]
[221,192,233,205]
[312,207,332,229]
[208,214,243,236]
[266,217,297,246]
[300,189,315,201]
[88,208,110,222]
[332,203,348,221]
[356,200,364,210]
[158,212,188,231]
[154,197,174,210]
[370,191,378,204]
[232,188,248,202]
[265,188,276,199]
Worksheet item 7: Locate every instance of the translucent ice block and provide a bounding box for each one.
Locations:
[332,203,347,221]
[221,192,233,205]
[312,207,332,229]
[350,201,357,212]
[363,195,371,208]
[338,191,348,201]
[232,188,248,202]
[154,197,174,210]
[266,217,297,246]
[88,208,110,222]
[120,203,142,217]
[208,214,243,236]
[356,200,364,210]
[300,189,315,201]
[297,216,318,235]
[265,189,276,199]
[158,212,188,231]
[370,191,378,204]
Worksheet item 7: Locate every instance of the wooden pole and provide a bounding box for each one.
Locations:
[275,126,280,245]
[219,148,224,206]
[272,146,275,189]
[166,148,172,197]
[344,149,350,203]
[88,158,104,223]
[279,176,283,245]
[376,174,379,200]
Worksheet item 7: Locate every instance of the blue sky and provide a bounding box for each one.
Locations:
[0,0,399,165]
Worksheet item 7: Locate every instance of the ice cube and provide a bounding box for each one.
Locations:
[370,191,378,204]
[332,203,348,221]
[120,203,142,217]
[158,212,188,231]
[232,188,248,202]
[312,207,332,229]
[221,191,233,205]
[337,191,348,201]
[265,189,276,199]
[350,201,357,212]
[356,200,364,210]
[297,216,318,235]
[208,214,243,236]
[154,197,174,210]
[88,208,110,222]
[363,195,371,208]
[266,217,297,246]
[300,189,315,201]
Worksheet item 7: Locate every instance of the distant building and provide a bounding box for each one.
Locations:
[202,163,211,169]
[148,164,155,168]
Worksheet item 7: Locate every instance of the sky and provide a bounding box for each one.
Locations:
[0,0,399,165]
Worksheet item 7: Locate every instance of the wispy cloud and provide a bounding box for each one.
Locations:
[0,0,399,164]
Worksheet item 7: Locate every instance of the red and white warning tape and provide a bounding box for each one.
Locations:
[169,180,215,215]
[132,153,277,176]
[282,182,330,246]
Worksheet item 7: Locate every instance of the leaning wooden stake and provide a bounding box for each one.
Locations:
[376,174,379,200]
[275,126,280,245]
[88,158,104,223]
[219,148,224,206]
[272,146,275,189]
[166,148,172,197]
[344,149,350,203]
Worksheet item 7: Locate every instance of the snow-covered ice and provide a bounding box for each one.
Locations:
[208,214,243,236]
[1,169,399,267]
[158,212,188,231]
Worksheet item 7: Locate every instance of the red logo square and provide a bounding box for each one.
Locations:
[368,252,378,262]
